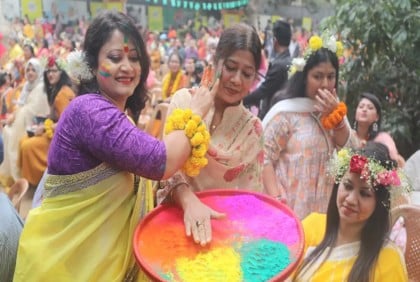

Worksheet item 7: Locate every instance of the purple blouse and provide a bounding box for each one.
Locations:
[47,94,166,180]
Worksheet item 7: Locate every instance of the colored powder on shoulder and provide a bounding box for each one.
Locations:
[238,239,291,282]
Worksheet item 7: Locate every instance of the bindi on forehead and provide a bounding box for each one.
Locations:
[123,35,129,54]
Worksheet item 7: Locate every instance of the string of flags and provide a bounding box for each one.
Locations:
[144,0,249,10]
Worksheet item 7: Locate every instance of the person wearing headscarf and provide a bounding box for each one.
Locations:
[0,58,49,186]
[19,56,75,187]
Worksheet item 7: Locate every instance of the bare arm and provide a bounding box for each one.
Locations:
[162,79,220,179]
[263,164,287,202]
[161,131,191,179]
[332,118,351,148]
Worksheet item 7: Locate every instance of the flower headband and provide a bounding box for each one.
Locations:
[329,148,411,203]
[288,32,344,77]
[39,55,68,72]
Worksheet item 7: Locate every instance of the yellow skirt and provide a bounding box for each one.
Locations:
[14,163,155,282]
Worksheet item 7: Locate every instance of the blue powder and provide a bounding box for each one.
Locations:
[238,239,291,282]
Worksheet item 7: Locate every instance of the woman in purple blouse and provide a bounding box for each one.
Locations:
[14,11,216,282]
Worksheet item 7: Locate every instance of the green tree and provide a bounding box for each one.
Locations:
[322,0,420,158]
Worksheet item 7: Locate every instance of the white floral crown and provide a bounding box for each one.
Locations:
[65,50,94,83]
[329,148,411,208]
[288,32,344,77]
[39,56,68,72]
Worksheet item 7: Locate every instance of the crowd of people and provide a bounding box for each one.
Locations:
[0,9,418,282]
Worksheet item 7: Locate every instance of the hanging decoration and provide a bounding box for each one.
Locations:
[144,0,249,10]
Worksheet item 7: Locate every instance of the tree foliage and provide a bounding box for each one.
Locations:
[322,0,420,158]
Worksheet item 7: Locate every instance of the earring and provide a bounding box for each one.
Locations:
[372,122,378,132]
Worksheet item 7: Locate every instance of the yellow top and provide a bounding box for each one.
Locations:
[293,213,408,281]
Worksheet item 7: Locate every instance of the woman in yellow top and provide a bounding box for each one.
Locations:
[293,141,408,282]
[161,51,187,100]
[19,56,75,187]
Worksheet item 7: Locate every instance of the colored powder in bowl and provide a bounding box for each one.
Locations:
[238,239,291,282]
[172,246,243,282]
[203,195,300,245]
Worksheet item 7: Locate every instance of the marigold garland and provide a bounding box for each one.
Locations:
[320,102,347,130]
[164,108,210,177]
[162,70,183,99]
[44,118,54,139]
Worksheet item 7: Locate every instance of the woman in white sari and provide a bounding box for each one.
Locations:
[0,58,49,185]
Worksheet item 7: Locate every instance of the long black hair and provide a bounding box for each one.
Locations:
[44,60,72,106]
[79,11,150,122]
[295,142,394,282]
[354,92,382,140]
[284,48,339,99]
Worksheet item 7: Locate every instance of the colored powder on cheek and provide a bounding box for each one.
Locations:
[98,62,112,78]
[173,247,243,282]
[238,239,291,282]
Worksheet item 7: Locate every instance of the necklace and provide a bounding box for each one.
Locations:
[210,123,219,134]
[211,112,223,132]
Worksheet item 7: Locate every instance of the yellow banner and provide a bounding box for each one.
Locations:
[105,2,124,12]
[271,15,284,23]
[195,13,207,30]
[90,2,104,17]
[148,6,163,32]
[21,0,43,22]
[222,13,240,28]
[302,17,312,32]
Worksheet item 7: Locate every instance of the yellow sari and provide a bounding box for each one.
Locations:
[293,213,408,282]
[14,163,154,282]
